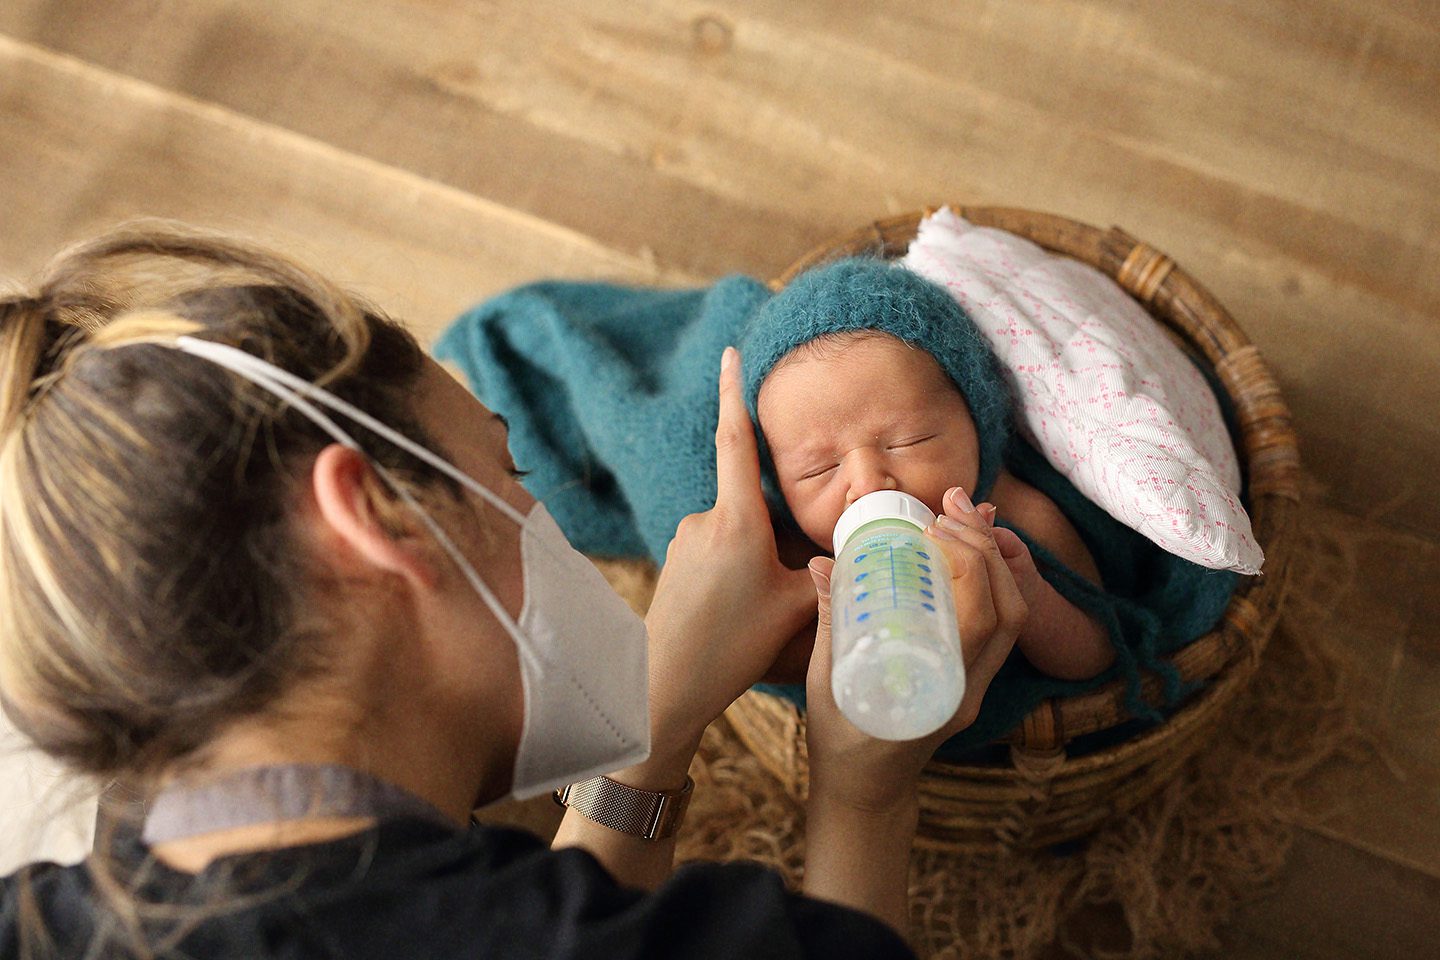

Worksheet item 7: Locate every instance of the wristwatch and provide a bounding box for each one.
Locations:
[553,774,694,841]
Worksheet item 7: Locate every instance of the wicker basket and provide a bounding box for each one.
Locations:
[724,206,1300,851]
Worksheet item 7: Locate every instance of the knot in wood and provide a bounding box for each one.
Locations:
[691,14,734,55]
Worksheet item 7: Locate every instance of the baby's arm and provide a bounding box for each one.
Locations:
[985,482,1114,681]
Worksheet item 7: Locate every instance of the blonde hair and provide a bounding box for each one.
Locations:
[0,221,449,786]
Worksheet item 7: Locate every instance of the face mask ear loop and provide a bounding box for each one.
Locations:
[175,336,530,528]
[168,337,545,675]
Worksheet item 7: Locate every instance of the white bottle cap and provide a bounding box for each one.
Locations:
[831,490,937,554]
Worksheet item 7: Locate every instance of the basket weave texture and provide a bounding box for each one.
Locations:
[724,207,1300,851]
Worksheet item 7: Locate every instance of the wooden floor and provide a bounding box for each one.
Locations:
[1,2,1436,956]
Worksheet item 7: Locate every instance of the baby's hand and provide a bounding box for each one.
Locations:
[977,500,1115,679]
[937,489,1041,612]
[976,502,1043,609]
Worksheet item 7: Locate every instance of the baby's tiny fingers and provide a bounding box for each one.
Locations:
[942,489,995,535]
[932,515,979,540]
[928,516,997,550]
[991,526,1029,561]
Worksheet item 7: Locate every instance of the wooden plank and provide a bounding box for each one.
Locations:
[6,1,1437,295]
[1,0,822,279]
[1222,827,1440,960]
[4,0,1439,541]
[0,34,679,345]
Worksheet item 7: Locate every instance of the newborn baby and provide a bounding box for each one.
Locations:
[745,262,1114,682]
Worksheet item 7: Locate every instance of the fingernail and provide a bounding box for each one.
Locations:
[947,486,976,513]
[807,558,830,592]
[721,346,736,373]
[983,504,998,527]
[927,520,961,541]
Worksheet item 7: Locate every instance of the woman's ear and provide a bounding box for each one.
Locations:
[310,443,440,590]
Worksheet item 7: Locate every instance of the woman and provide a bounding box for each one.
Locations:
[0,224,1026,958]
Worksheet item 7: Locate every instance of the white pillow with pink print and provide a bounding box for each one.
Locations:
[899,207,1262,574]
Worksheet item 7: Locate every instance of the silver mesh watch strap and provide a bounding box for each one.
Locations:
[553,775,694,841]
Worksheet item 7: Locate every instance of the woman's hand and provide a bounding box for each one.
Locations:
[799,488,1028,934]
[558,348,814,888]
[804,486,1029,813]
[633,347,818,776]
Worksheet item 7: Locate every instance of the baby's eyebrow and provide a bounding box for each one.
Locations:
[772,439,829,465]
[777,449,840,479]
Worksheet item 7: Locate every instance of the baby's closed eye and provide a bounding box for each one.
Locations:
[886,434,935,450]
[798,462,839,481]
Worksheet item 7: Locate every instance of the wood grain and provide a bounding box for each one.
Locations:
[0,34,676,343]
[4,0,1438,536]
[1224,827,1440,960]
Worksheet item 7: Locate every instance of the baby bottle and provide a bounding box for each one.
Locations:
[828,491,965,741]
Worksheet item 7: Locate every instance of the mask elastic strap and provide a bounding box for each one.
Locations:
[175,337,530,526]
[168,336,545,673]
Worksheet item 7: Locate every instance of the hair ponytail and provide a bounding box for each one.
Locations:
[0,295,67,438]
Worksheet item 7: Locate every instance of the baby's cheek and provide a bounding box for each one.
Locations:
[918,454,978,504]
[785,486,839,553]
[800,507,837,553]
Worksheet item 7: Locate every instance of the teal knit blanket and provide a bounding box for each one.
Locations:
[434,269,1241,755]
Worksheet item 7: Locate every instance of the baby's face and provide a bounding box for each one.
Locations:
[756,334,981,553]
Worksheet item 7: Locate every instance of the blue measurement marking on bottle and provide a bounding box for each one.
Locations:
[890,542,898,609]
[844,531,943,630]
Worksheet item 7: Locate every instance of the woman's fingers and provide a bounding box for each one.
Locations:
[712,347,765,521]
[941,485,983,519]
[939,489,1026,638]
[808,556,835,632]
[804,557,836,691]
[916,500,1026,741]
[925,527,996,661]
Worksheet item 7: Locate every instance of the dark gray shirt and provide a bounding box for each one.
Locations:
[0,818,915,959]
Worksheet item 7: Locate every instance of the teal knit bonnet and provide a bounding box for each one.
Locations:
[739,257,1013,502]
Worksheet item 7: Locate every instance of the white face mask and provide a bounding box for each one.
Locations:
[169,337,651,800]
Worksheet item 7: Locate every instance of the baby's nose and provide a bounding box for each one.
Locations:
[843,452,897,506]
